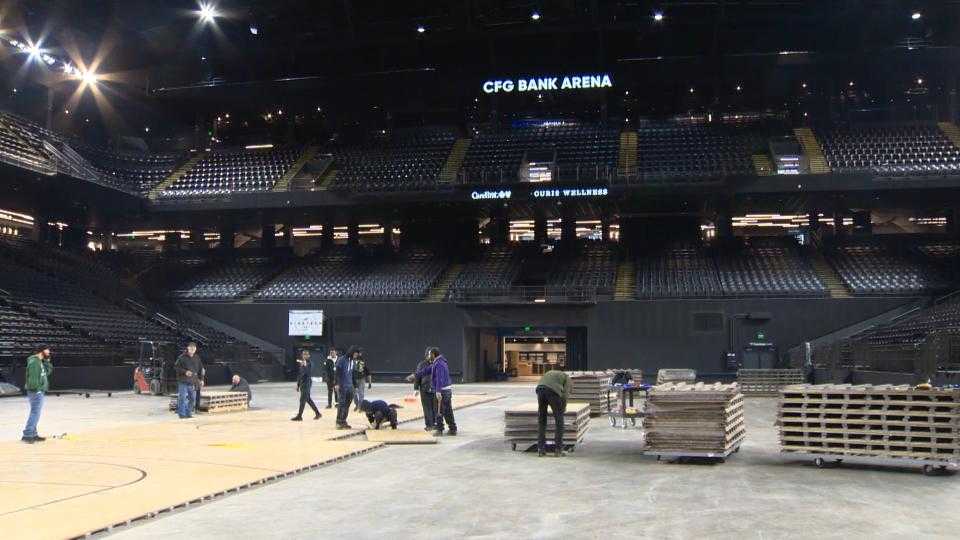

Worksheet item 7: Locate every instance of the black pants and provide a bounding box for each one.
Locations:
[536,386,565,451]
[326,382,337,407]
[297,385,320,418]
[369,407,398,429]
[420,390,436,428]
[337,387,355,425]
[195,383,202,412]
[435,389,456,432]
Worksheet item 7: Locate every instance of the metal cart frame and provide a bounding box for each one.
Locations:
[785,451,959,476]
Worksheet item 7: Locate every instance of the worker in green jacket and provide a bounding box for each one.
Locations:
[536,369,571,457]
[22,346,53,443]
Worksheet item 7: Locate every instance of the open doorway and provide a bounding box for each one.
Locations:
[466,326,587,382]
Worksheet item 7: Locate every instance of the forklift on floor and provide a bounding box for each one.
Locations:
[134,340,176,396]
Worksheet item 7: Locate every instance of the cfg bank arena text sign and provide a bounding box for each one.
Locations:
[482,73,613,94]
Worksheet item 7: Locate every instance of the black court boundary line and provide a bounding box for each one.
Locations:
[0,461,148,516]
[80,442,386,540]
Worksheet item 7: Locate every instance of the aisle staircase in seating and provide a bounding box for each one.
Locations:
[424,263,463,303]
[938,122,960,149]
[618,131,638,173]
[273,146,319,191]
[440,139,471,184]
[793,128,830,174]
[751,154,775,176]
[810,250,851,298]
[148,151,208,199]
[614,261,636,301]
[316,167,338,190]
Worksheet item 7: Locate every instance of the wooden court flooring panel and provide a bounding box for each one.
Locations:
[365,429,438,444]
[0,393,503,540]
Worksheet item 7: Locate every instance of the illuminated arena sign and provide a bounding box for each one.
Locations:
[471,190,513,200]
[532,187,609,199]
[482,74,613,94]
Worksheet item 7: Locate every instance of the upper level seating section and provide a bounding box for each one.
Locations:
[635,123,765,181]
[857,296,960,346]
[828,242,951,295]
[636,243,722,298]
[0,112,53,172]
[75,145,182,194]
[331,127,457,191]
[546,244,618,293]
[0,301,107,359]
[716,238,826,297]
[255,248,444,301]
[448,247,522,295]
[161,146,301,197]
[0,258,177,345]
[815,125,960,175]
[461,124,619,181]
[175,257,276,300]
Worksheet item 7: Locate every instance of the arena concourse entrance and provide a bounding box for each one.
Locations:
[464,326,588,382]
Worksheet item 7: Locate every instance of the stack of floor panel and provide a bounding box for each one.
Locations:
[567,371,619,415]
[778,384,960,463]
[655,369,696,385]
[644,382,745,457]
[738,369,805,395]
[169,391,250,413]
[504,402,591,451]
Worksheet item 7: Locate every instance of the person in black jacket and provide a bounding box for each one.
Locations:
[323,348,338,409]
[230,374,252,406]
[411,348,435,431]
[292,349,321,421]
[358,399,399,430]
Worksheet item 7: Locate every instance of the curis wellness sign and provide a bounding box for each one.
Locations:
[482,73,613,94]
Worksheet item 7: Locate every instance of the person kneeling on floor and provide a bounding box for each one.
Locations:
[359,399,399,430]
[536,369,571,457]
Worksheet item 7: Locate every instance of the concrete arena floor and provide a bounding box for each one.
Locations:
[2,383,960,539]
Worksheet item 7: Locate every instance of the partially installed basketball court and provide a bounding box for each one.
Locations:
[0,393,500,539]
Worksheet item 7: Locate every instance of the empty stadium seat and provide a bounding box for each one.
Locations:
[329,127,457,191]
[816,124,960,176]
[160,146,302,197]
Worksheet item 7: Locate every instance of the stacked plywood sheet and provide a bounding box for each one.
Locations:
[644,382,745,458]
[504,402,591,451]
[168,391,250,413]
[778,384,960,464]
[738,369,805,395]
[656,369,696,385]
[567,371,619,415]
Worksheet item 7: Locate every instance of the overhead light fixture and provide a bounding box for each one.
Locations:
[653,11,664,22]
[249,25,259,35]
[912,12,922,20]
[736,85,742,92]
[416,25,426,34]
[82,71,99,85]
[27,43,41,58]
[531,11,541,21]
[198,3,218,23]
[917,78,924,85]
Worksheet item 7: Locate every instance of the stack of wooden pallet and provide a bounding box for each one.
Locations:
[778,384,960,464]
[738,369,805,395]
[504,402,591,451]
[567,371,619,415]
[168,391,250,413]
[644,382,745,458]
[656,368,696,385]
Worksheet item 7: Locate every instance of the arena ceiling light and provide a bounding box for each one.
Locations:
[653,11,665,22]
[531,11,541,21]
[82,70,99,85]
[198,3,219,23]
[912,12,922,20]
[416,24,426,34]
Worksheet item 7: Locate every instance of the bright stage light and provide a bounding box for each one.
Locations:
[653,11,664,22]
[198,3,218,23]
[27,43,40,58]
[82,71,99,85]
[912,12,922,20]
[416,25,426,34]
[531,11,541,21]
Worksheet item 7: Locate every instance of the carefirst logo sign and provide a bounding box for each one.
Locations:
[471,190,512,200]
[482,74,613,94]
